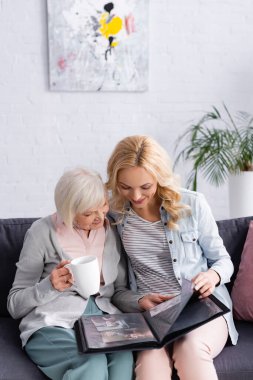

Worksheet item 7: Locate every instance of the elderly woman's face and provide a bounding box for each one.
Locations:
[74,200,109,231]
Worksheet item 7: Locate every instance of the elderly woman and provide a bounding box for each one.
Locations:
[7,167,133,380]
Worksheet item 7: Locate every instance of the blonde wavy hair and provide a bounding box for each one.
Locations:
[106,135,190,229]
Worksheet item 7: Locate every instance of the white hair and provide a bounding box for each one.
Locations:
[54,167,106,228]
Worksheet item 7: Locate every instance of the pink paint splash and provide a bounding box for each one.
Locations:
[57,57,67,71]
[125,13,135,35]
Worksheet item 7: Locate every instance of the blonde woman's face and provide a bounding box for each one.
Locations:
[74,200,109,231]
[117,167,158,210]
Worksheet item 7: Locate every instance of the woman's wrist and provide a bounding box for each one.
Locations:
[208,268,221,286]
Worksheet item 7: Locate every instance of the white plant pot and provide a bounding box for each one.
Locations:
[229,172,253,218]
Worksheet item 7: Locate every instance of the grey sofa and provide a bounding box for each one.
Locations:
[0,216,253,380]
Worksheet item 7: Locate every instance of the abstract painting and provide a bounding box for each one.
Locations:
[47,0,149,91]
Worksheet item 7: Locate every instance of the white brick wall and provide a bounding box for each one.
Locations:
[1,0,253,219]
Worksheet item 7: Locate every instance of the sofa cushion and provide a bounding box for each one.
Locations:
[214,321,253,380]
[0,218,37,317]
[216,216,253,293]
[172,320,253,380]
[231,221,253,320]
[0,318,48,379]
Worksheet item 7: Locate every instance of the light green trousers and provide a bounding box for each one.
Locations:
[25,298,134,380]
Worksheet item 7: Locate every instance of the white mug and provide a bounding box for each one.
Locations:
[67,256,100,299]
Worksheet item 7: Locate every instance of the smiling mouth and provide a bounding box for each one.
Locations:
[132,198,145,204]
[93,220,102,225]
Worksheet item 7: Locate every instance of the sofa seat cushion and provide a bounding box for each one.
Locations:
[171,321,253,380]
[0,318,48,380]
[214,321,253,380]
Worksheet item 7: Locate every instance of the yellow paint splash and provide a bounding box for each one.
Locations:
[99,13,123,39]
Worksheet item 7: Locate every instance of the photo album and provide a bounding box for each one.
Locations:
[75,279,229,354]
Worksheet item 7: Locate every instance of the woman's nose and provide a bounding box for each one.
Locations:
[95,210,104,220]
[132,189,142,200]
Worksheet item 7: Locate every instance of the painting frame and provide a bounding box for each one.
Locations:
[47,0,149,92]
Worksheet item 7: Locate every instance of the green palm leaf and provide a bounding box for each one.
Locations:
[174,104,253,190]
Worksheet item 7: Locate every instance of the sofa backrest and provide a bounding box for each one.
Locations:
[0,218,38,317]
[0,216,252,317]
[217,215,253,293]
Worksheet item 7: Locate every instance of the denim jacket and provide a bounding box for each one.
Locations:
[111,188,238,345]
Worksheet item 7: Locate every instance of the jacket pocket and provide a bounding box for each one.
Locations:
[180,230,200,262]
[181,230,198,243]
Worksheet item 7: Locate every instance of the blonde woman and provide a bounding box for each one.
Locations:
[8,168,133,380]
[106,135,238,380]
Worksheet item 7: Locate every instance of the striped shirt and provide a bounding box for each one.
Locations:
[122,210,181,295]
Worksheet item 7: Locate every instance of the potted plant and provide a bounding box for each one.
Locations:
[174,104,253,217]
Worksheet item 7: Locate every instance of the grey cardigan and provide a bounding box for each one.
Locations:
[7,216,123,347]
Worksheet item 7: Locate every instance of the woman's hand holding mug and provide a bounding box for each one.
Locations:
[50,256,100,298]
[50,260,73,291]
